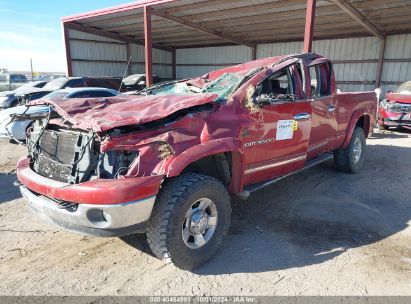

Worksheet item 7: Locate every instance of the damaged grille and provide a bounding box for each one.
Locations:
[31,128,98,184]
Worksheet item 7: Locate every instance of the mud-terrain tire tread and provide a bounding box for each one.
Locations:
[334,127,366,174]
[146,173,231,270]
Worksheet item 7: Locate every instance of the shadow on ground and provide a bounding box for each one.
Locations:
[123,143,411,274]
[0,173,20,204]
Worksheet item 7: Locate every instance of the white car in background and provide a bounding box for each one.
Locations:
[0,87,118,142]
[0,81,48,110]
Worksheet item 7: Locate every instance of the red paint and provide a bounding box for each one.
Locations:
[303,0,316,53]
[17,158,162,205]
[21,54,377,206]
[144,5,153,87]
[31,93,219,132]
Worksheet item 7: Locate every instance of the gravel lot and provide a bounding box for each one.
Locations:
[0,128,410,296]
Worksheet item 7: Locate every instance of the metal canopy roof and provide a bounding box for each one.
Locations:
[62,0,411,49]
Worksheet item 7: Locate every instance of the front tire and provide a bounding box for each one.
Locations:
[334,127,366,173]
[146,173,231,270]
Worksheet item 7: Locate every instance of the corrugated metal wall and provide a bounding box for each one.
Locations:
[175,35,410,93]
[176,45,252,79]
[68,29,410,94]
[382,34,411,93]
[258,37,380,92]
[68,29,173,79]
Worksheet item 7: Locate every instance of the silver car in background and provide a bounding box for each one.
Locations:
[0,87,118,142]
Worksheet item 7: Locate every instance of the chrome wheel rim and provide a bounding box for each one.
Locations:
[182,198,218,249]
[353,137,362,163]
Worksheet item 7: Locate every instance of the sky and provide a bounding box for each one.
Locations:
[0,0,131,73]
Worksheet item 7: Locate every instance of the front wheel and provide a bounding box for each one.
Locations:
[146,173,231,270]
[334,127,366,173]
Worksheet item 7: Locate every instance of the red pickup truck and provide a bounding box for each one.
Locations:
[17,53,377,270]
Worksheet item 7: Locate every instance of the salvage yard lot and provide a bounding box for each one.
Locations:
[0,129,410,296]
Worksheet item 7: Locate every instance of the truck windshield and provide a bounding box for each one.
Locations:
[145,73,243,99]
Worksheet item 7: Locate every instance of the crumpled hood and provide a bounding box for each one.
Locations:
[386,92,411,104]
[30,93,218,132]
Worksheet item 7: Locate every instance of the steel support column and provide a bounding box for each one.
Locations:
[144,5,153,86]
[172,47,177,80]
[62,22,73,77]
[303,0,316,53]
[376,38,386,88]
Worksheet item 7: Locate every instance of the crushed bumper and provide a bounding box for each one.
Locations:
[379,109,411,128]
[20,186,155,237]
[17,157,163,237]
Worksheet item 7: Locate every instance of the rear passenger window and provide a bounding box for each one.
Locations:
[309,63,331,98]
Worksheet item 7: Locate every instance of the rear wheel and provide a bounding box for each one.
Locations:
[334,127,366,173]
[146,173,231,270]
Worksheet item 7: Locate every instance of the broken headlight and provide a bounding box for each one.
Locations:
[97,150,138,179]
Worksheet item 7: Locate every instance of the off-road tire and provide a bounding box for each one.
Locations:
[146,173,231,270]
[334,127,366,173]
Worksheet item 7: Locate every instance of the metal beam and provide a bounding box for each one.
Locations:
[144,5,153,87]
[151,10,255,48]
[62,22,73,76]
[331,0,384,39]
[172,47,176,80]
[375,38,386,88]
[303,0,316,53]
[65,22,173,52]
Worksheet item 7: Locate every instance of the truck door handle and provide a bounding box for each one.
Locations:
[294,113,311,121]
[328,105,336,112]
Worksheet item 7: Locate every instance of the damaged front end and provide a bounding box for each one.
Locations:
[27,119,138,184]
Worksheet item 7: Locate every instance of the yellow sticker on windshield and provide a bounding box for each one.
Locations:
[292,120,298,131]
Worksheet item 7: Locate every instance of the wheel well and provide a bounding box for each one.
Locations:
[355,115,370,136]
[181,153,232,187]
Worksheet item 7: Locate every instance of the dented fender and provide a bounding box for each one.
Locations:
[342,110,372,148]
[166,138,240,177]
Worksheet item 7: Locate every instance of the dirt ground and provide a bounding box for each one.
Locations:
[0,128,410,296]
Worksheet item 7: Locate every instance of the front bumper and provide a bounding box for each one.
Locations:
[17,157,163,237]
[21,186,154,236]
[379,109,411,128]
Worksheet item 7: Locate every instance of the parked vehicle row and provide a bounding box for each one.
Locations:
[0,73,28,92]
[0,87,119,141]
[15,53,378,270]
[0,81,48,110]
[0,74,162,111]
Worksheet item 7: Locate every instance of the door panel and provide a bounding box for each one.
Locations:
[307,63,338,157]
[308,96,338,157]
[242,100,312,186]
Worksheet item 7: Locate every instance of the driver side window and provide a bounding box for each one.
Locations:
[256,65,296,103]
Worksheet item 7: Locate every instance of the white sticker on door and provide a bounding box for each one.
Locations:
[276,120,295,140]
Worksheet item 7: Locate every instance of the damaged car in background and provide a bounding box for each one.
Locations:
[16,53,377,270]
[0,87,118,142]
[378,80,411,130]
